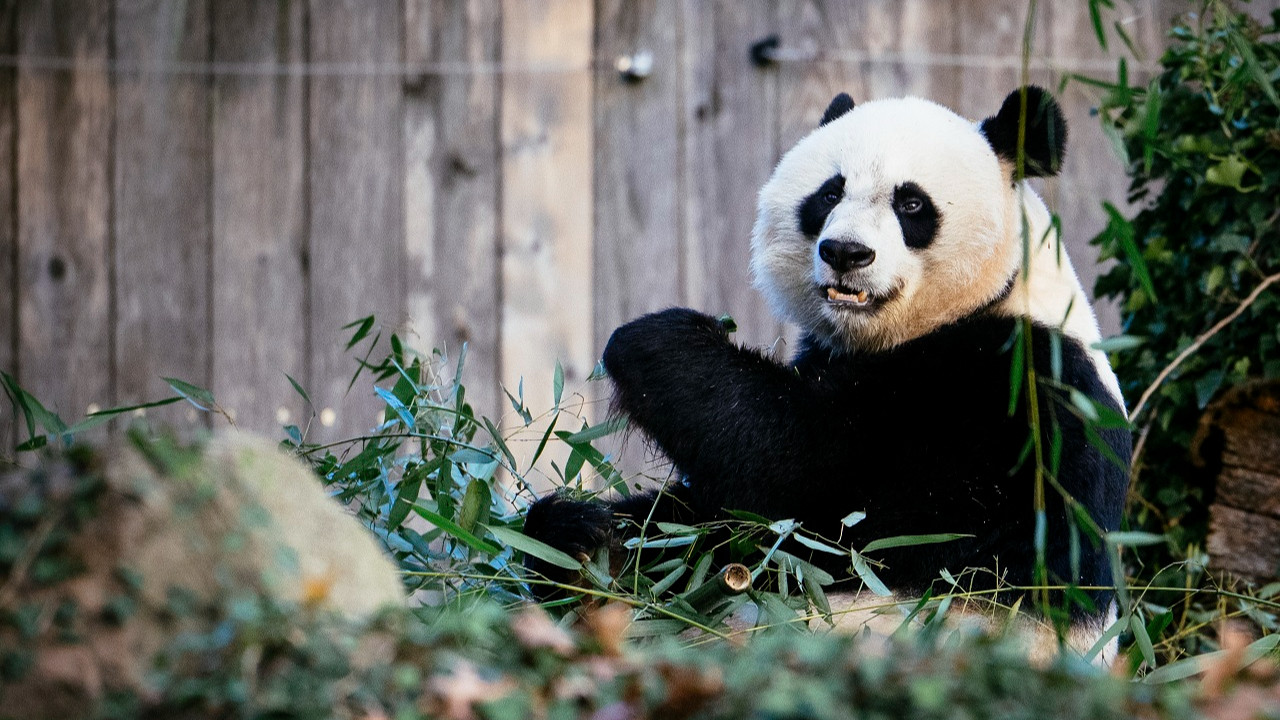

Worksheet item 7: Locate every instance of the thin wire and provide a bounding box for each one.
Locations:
[0,50,1150,78]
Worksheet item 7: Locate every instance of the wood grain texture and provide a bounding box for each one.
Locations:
[592,0,683,348]
[308,0,403,442]
[1202,382,1280,582]
[0,0,15,454]
[776,0,959,150]
[16,0,113,431]
[499,0,594,420]
[211,1,307,433]
[403,0,502,418]
[113,0,212,426]
[1208,504,1280,582]
[681,0,784,352]
[953,0,1050,120]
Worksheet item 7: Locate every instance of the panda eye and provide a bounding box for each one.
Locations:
[823,191,841,205]
[897,197,923,214]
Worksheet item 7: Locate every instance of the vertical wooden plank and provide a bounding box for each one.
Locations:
[15,0,113,431]
[954,0,1049,121]
[775,0,961,159]
[308,0,403,442]
[592,0,682,347]
[681,0,783,351]
[500,0,594,420]
[0,0,16,453]
[591,0,683,475]
[403,0,501,418]
[113,0,212,426]
[211,1,307,433]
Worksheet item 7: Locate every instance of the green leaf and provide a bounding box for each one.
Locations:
[861,533,971,554]
[1087,0,1108,49]
[374,386,415,428]
[342,315,376,350]
[1091,335,1145,353]
[1069,388,1100,422]
[1130,613,1157,668]
[163,377,216,412]
[502,382,534,426]
[449,447,498,465]
[649,564,687,596]
[1194,369,1225,408]
[387,466,424,530]
[65,397,184,434]
[793,533,846,556]
[458,479,491,533]
[1230,31,1280,109]
[528,411,560,471]
[841,510,866,527]
[655,522,701,535]
[1102,202,1156,303]
[553,361,565,406]
[487,525,580,571]
[623,535,698,550]
[482,417,517,471]
[411,503,502,556]
[564,416,627,444]
[1205,154,1257,192]
[851,552,892,596]
[1106,531,1166,547]
[1144,634,1280,683]
[283,372,313,407]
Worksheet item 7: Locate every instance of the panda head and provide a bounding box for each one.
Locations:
[751,86,1068,352]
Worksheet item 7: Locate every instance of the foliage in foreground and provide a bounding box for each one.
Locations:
[4,437,1280,718]
[87,601,1280,720]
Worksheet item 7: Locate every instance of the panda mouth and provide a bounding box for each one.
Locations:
[824,285,875,309]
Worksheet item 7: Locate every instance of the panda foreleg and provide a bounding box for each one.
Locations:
[602,307,825,516]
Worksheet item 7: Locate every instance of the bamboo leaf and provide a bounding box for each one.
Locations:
[861,533,971,554]
[793,533,847,556]
[488,525,579,570]
[564,416,627,444]
[851,552,892,596]
[411,503,502,556]
[163,377,216,412]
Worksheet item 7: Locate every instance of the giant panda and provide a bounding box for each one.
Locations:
[523,86,1131,663]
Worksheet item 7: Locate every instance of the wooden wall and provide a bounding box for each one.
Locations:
[1,0,1265,455]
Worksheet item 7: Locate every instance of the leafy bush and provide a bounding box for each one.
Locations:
[1090,1,1280,551]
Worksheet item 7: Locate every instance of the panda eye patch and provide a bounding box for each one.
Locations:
[892,182,940,250]
[797,173,847,237]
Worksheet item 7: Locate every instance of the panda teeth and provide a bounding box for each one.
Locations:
[826,287,870,306]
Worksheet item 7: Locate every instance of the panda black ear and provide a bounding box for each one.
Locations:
[979,86,1067,178]
[820,92,855,127]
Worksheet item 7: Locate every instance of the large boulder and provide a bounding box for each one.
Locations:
[0,431,404,718]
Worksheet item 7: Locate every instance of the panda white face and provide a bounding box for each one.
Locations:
[751,94,1045,352]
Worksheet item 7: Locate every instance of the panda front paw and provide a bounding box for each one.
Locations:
[602,308,730,387]
[522,492,613,598]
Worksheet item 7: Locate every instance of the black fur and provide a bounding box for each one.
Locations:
[980,86,1067,179]
[524,307,1130,619]
[892,182,941,249]
[821,92,856,126]
[798,173,845,237]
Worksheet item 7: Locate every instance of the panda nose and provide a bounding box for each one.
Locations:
[818,239,876,272]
